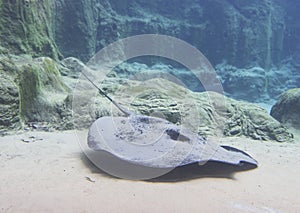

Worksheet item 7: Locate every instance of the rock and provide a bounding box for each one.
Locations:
[216,64,268,102]
[1,0,299,68]
[110,0,284,67]
[271,88,300,130]
[54,0,119,62]
[17,57,73,129]
[0,0,59,59]
[51,0,296,68]
[21,135,43,143]
[113,62,205,92]
[113,62,150,78]
[75,76,293,142]
[60,57,86,78]
[0,71,21,133]
[113,61,300,105]
[0,57,22,133]
[0,52,293,142]
[223,99,292,142]
[215,62,300,103]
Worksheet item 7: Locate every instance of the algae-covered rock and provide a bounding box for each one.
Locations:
[77,76,292,142]
[0,53,293,142]
[0,56,22,133]
[54,0,118,62]
[216,64,268,101]
[223,99,292,142]
[0,0,59,59]
[215,62,300,103]
[271,88,300,130]
[17,57,72,129]
[60,57,86,78]
[0,71,21,133]
[1,0,299,68]
[0,55,73,132]
[51,0,296,68]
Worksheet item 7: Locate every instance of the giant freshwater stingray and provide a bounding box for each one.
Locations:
[83,73,257,179]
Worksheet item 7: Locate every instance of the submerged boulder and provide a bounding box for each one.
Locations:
[0,56,23,133]
[223,98,292,142]
[60,57,86,78]
[17,57,73,130]
[216,64,268,102]
[216,62,300,104]
[77,76,293,142]
[0,0,59,59]
[0,55,73,132]
[271,88,300,130]
[0,54,293,142]
[0,71,21,134]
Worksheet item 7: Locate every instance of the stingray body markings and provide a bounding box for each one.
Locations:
[83,72,258,169]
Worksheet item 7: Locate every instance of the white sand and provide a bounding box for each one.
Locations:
[0,130,299,212]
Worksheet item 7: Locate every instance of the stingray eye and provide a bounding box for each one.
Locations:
[138,116,150,124]
[165,128,190,142]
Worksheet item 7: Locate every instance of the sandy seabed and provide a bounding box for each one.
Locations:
[0,130,299,213]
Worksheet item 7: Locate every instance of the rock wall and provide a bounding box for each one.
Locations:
[0,53,293,141]
[109,0,280,68]
[0,0,59,59]
[0,55,73,133]
[271,88,300,130]
[53,0,119,62]
[0,59,21,133]
[1,0,298,68]
[50,0,297,69]
[0,0,298,137]
[72,75,293,142]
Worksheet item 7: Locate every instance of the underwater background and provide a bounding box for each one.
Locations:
[0,0,299,138]
[2,1,300,211]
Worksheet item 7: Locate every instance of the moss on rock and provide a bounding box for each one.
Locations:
[271,88,300,130]
[17,57,71,126]
[18,64,41,121]
[0,0,60,59]
[0,69,21,133]
[223,99,292,142]
[74,76,293,142]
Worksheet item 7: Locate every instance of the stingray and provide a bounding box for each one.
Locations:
[83,73,257,173]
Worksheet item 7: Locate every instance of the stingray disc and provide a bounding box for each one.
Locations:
[87,115,258,168]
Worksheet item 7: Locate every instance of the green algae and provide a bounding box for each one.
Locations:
[16,56,71,123]
[38,57,70,93]
[18,64,41,120]
[0,0,60,60]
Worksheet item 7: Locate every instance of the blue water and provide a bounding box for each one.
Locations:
[105,0,300,104]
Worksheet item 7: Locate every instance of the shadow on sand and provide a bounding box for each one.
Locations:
[148,161,257,182]
[80,152,257,182]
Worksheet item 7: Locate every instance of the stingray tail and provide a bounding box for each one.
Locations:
[81,71,133,116]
